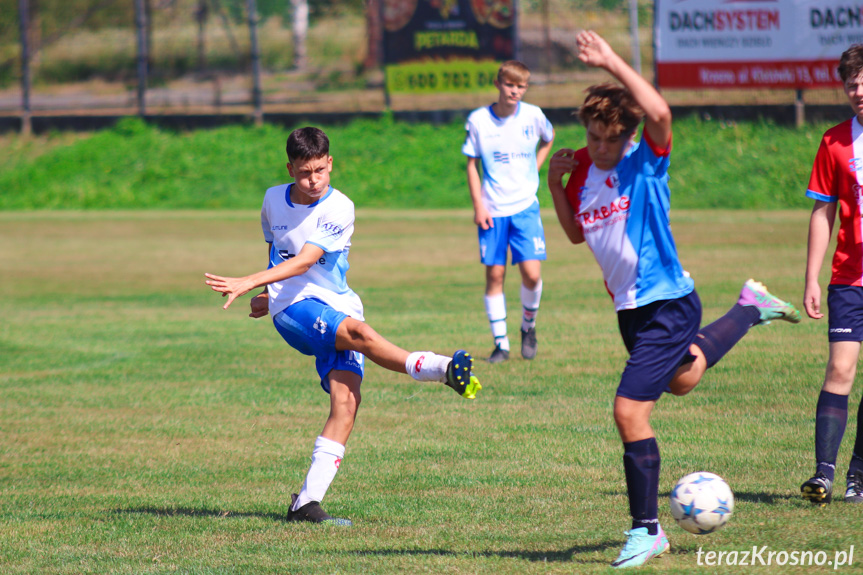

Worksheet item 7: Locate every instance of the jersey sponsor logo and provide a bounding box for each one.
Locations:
[578,195,631,225]
[278,249,327,266]
[830,327,853,333]
[854,184,863,208]
[317,218,345,237]
[334,457,341,469]
[414,354,425,373]
[605,174,620,188]
[849,157,863,173]
[523,125,536,140]
[493,151,532,163]
[271,225,289,231]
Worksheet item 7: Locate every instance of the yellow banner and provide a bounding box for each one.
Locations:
[385,60,500,93]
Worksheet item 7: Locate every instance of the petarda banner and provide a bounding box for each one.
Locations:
[383,0,516,93]
[655,0,859,89]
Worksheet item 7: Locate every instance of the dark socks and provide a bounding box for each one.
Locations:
[694,304,761,368]
[623,437,660,535]
[850,396,863,477]
[815,390,848,482]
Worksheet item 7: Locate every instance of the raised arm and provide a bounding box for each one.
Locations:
[205,242,325,310]
[576,30,671,148]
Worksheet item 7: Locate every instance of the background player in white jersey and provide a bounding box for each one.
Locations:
[800,44,863,506]
[463,60,555,363]
[205,127,481,526]
[546,31,800,568]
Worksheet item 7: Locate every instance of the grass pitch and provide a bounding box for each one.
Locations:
[0,209,859,574]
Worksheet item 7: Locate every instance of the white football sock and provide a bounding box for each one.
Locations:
[484,293,509,350]
[294,436,345,510]
[405,351,451,382]
[521,280,542,331]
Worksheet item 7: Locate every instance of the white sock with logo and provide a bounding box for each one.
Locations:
[485,293,509,351]
[405,351,451,382]
[521,280,542,331]
[293,435,345,510]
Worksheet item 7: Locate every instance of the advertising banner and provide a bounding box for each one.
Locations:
[383,0,516,93]
[655,0,859,89]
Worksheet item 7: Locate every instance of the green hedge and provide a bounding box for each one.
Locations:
[0,115,830,210]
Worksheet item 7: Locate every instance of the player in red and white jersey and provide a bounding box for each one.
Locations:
[801,44,863,506]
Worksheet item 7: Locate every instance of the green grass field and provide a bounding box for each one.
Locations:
[1,209,859,574]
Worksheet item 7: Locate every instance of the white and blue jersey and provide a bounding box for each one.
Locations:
[260,183,364,321]
[462,102,554,217]
[564,130,694,311]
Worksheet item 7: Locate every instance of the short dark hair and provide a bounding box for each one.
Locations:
[839,44,863,82]
[286,127,329,163]
[577,82,644,136]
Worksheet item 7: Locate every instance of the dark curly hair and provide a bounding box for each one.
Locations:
[577,82,644,136]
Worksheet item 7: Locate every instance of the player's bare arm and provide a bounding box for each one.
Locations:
[547,148,584,244]
[249,292,269,318]
[536,132,555,169]
[576,30,671,148]
[804,200,837,319]
[247,246,274,318]
[466,156,493,230]
[206,243,326,310]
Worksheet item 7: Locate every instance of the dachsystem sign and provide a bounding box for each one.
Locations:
[383,0,515,93]
[655,0,857,89]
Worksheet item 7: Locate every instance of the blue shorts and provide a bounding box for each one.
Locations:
[616,290,702,402]
[828,284,863,342]
[272,298,365,393]
[478,202,547,266]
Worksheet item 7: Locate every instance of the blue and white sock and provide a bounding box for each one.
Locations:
[520,280,542,332]
[485,293,509,351]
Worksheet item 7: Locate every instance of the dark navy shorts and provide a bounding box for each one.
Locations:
[616,290,702,402]
[272,298,365,393]
[827,284,863,342]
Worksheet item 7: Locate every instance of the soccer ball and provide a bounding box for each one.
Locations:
[669,472,734,534]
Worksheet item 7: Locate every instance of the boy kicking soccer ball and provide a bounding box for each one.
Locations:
[547,31,800,568]
[205,127,480,526]
[800,43,863,506]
